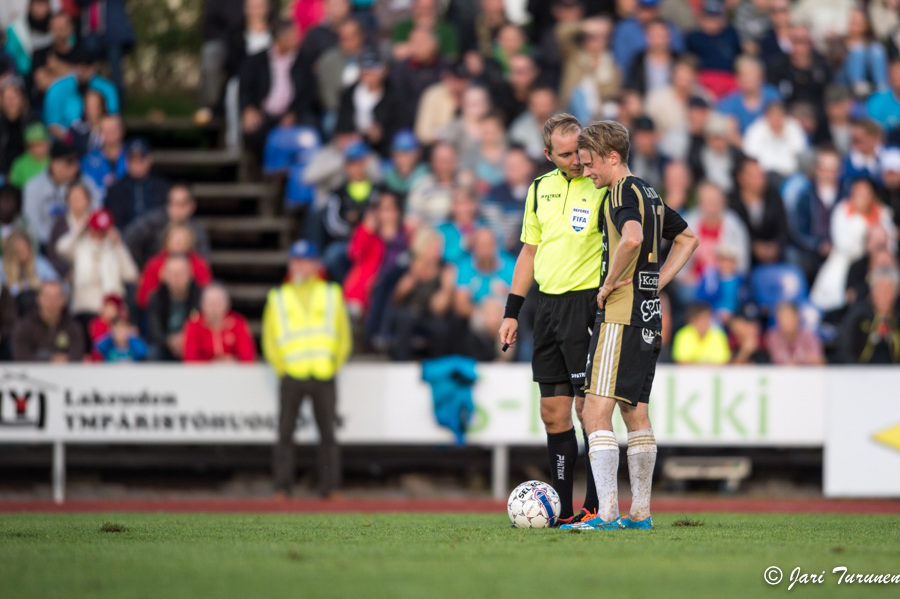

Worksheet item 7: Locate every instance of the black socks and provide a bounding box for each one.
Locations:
[582,429,600,513]
[546,428,578,519]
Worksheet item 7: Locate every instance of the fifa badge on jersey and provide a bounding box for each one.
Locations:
[570,206,591,232]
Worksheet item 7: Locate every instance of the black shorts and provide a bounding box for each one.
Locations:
[584,322,662,405]
[532,288,598,397]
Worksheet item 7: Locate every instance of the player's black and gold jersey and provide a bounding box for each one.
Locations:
[597,174,688,330]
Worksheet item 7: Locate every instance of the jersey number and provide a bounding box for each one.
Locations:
[648,205,664,263]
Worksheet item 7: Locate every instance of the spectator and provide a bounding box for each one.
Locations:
[437,185,481,270]
[866,59,900,133]
[840,6,889,100]
[30,11,76,94]
[407,141,458,228]
[661,94,710,163]
[685,0,742,96]
[292,0,325,40]
[147,253,202,361]
[390,27,443,111]
[611,0,684,75]
[8,123,50,189]
[757,0,792,71]
[768,23,831,114]
[295,0,351,113]
[440,84,492,162]
[840,119,885,193]
[683,181,751,288]
[695,243,748,322]
[183,283,256,363]
[671,301,731,364]
[239,19,303,158]
[3,0,54,78]
[224,0,274,81]
[509,86,556,162]
[12,279,84,362]
[788,147,841,284]
[105,139,169,230]
[55,207,138,328]
[344,191,407,314]
[23,139,100,247]
[389,228,455,360]
[629,115,663,190]
[69,89,108,154]
[811,177,896,313]
[645,55,701,138]
[195,0,246,124]
[80,114,126,198]
[87,293,126,361]
[691,111,741,194]
[43,45,119,139]
[625,18,675,97]
[453,227,514,360]
[728,304,768,364]
[818,85,853,155]
[123,184,210,269]
[733,0,772,51]
[0,78,28,177]
[729,156,789,265]
[0,184,27,244]
[660,159,693,213]
[845,226,894,307]
[461,110,507,192]
[884,147,900,231]
[485,53,539,126]
[94,315,147,362]
[391,0,459,59]
[75,0,135,99]
[482,146,533,254]
[316,17,366,128]
[717,55,780,134]
[765,301,826,365]
[382,130,428,201]
[415,60,469,145]
[838,266,900,364]
[556,15,620,124]
[136,223,213,310]
[334,48,410,157]
[742,101,809,178]
[302,131,382,206]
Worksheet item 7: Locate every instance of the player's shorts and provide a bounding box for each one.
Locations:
[532,288,598,397]
[583,322,662,405]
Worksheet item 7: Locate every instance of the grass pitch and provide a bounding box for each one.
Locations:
[2,512,899,598]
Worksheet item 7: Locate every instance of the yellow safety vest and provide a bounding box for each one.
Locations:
[264,280,347,380]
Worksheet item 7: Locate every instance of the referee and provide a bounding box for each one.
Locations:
[499,114,607,525]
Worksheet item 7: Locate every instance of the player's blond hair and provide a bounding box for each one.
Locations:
[542,113,582,152]
[576,120,631,164]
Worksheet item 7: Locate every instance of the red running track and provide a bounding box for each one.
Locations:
[1,498,899,514]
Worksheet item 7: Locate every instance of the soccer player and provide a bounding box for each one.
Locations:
[562,121,698,531]
[499,114,607,525]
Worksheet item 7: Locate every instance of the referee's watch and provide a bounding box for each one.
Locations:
[504,294,525,320]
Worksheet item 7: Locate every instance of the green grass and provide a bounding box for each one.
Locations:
[1,513,899,598]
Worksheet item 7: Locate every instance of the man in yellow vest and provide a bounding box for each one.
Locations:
[263,240,352,497]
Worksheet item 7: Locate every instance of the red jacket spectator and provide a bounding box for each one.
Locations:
[137,251,212,308]
[344,224,385,310]
[183,311,257,362]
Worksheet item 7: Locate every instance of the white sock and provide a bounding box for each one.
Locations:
[588,430,619,522]
[626,428,657,521]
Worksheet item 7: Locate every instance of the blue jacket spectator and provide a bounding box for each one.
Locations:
[96,327,148,362]
[611,0,684,73]
[79,115,126,197]
[838,6,889,99]
[866,61,900,132]
[839,119,885,194]
[43,47,119,136]
[787,148,842,283]
[718,55,781,133]
[456,237,515,304]
[685,1,742,73]
[437,187,482,270]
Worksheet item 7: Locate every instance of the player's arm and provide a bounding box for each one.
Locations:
[598,220,642,308]
[658,206,698,292]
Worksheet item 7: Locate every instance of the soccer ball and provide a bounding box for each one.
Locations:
[507,480,561,529]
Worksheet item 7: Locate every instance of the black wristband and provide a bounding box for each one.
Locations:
[504,293,526,320]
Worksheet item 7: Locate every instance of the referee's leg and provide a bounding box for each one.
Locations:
[539,383,579,521]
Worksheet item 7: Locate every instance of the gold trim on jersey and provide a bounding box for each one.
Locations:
[603,178,641,324]
[589,322,624,399]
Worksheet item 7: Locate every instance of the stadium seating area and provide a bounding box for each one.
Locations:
[2,0,900,365]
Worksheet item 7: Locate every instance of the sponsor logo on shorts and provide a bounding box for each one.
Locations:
[641,299,661,322]
[570,206,591,233]
[638,271,659,291]
[570,372,586,379]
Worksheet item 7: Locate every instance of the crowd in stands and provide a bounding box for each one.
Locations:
[2,0,900,366]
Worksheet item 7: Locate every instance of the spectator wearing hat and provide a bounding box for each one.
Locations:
[768,23,831,116]
[87,293,127,360]
[263,239,351,498]
[838,266,900,364]
[611,0,684,76]
[80,114,126,199]
[414,60,469,145]
[42,45,119,138]
[123,184,210,269]
[23,138,100,246]
[765,302,826,366]
[742,101,809,178]
[335,48,411,158]
[556,15,620,124]
[508,87,557,162]
[717,55,781,134]
[136,222,212,310]
[883,147,900,231]
[788,147,842,284]
[0,78,28,177]
[302,131,383,207]
[147,253,203,361]
[104,138,169,230]
[866,59,900,133]
[239,18,306,158]
[685,0,742,97]
[12,280,84,362]
[629,115,664,190]
[315,17,366,130]
[55,206,138,330]
[183,282,256,363]
[382,130,428,200]
[671,302,731,364]
[729,156,789,265]
[8,123,50,189]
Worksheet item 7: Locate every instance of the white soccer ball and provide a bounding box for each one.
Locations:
[507,480,561,529]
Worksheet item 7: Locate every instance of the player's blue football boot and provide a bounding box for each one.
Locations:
[619,515,654,529]
[560,514,623,530]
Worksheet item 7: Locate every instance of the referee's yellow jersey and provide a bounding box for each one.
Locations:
[520,169,607,295]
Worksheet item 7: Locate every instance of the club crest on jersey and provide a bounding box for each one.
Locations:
[571,206,591,232]
[638,271,659,291]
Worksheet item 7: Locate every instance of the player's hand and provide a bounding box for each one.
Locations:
[597,279,632,309]
[499,318,518,347]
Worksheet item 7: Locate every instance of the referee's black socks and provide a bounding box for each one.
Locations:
[582,429,600,513]
[546,428,578,520]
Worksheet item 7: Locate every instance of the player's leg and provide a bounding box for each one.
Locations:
[582,390,621,524]
[619,402,656,527]
[539,385,578,521]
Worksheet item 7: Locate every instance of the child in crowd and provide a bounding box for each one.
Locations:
[95,315,148,362]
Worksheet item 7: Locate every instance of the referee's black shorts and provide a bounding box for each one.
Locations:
[532,288,598,397]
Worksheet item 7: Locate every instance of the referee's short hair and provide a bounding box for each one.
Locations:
[542,113,582,153]
[577,120,631,164]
